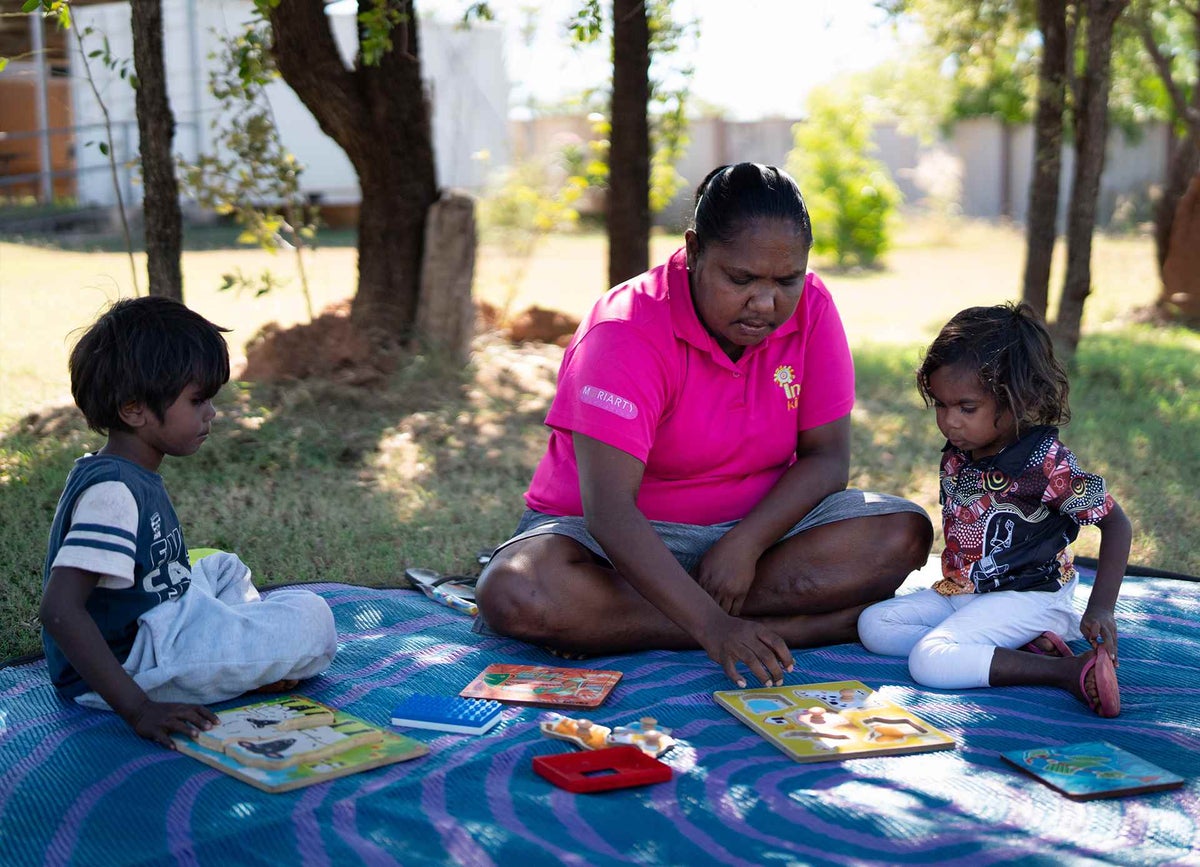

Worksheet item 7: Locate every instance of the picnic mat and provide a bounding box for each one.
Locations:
[2,565,1197,867]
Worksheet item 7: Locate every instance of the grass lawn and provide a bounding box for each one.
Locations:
[1,217,1197,660]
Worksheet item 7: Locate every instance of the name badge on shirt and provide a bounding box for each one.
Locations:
[580,385,639,420]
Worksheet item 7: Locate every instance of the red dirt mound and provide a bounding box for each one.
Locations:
[240,302,400,386]
[506,305,580,347]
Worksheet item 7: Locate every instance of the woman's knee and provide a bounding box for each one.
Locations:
[476,547,557,642]
[876,510,934,576]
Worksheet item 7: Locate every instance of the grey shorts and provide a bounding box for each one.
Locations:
[490,489,928,578]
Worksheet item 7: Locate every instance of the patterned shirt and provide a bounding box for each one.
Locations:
[935,426,1113,595]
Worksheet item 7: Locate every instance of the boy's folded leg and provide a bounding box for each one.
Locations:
[189,551,261,605]
[95,580,338,707]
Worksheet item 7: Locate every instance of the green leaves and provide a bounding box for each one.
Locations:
[179,21,319,320]
[357,0,406,67]
[787,87,902,268]
[568,0,604,43]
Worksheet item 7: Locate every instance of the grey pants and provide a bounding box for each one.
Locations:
[473,489,928,635]
[494,489,928,575]
[76,552,337,710]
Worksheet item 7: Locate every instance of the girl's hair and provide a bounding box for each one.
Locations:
[917,302,1071,429]
[690,163,813,254]
[69,296,230,434]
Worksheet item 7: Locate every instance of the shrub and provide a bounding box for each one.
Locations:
[787,87,902,268]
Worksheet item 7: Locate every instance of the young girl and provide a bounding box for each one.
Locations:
[857,303,1132,717]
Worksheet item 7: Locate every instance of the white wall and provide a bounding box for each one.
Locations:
[635,115,1171,229]
[69,0,510,208]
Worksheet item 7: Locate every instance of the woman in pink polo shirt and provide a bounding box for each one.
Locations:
[476,163,933,687]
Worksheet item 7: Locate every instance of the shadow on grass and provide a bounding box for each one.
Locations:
[0,339,559,659]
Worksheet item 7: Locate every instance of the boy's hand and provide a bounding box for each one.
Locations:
[700,613,794,688]
[125,699,219,749]
[1080,606,1119,665]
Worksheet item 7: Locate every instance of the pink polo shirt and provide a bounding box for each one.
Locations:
[525,247,855,525]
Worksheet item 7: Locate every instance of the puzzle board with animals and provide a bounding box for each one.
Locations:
[172,695,428,793]
[714,680,955,763]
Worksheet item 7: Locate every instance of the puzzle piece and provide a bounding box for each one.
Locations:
[607,716,676,758]
[539,713,612,750]
[195,696,334,752]
[222,718,384,769]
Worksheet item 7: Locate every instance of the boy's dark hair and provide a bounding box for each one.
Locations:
[69,296,230,434]
[917,302,1071,430]
[691,163,813,254]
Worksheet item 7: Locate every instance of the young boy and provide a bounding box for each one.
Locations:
[40,297,337,749]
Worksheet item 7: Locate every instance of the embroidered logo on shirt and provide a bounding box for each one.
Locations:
[580,385,638,420]
[773,365,801,409]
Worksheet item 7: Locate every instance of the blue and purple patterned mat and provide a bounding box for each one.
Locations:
[2,565,1197,866]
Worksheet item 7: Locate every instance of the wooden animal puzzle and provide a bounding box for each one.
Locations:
[173,695,428,793]
[539,713,677,757]
[540,713,612,750]
[1001,741,1185,801]
[714,680,955,763]
[608,716,675,758]
[460,663,622,708]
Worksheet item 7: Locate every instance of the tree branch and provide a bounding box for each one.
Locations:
[267,0,364,153]
[1132,4,1200,146]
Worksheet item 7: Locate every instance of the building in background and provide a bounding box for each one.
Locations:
[0,0,510,216]
[1,0,1167,233]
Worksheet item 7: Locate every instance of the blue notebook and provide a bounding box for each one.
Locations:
[1002,741,1184,801]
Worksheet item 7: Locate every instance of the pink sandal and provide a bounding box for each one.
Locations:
[1079,650,1120,717]
[1021,630,1074,658]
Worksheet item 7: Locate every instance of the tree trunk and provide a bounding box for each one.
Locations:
[607,0,651,289]
[1021,0,1068,320]
[1149,8,1200,316]
[1053,0,1127,360]
[1154,137,1200,274]
[1161,171,1200,323]
[267,0,438,338]
[415,191,477,361]
[130,0,182,300]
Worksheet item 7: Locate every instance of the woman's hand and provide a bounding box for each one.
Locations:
[699,611,794,688]
[1080,605,1119,665]
[696,534,760,616]
[124,699,219,749]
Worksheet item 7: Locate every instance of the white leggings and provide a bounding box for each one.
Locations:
[77,552,337,710]
[857,578,1082,689]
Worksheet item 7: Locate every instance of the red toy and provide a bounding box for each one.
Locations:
[532,746,672,793]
